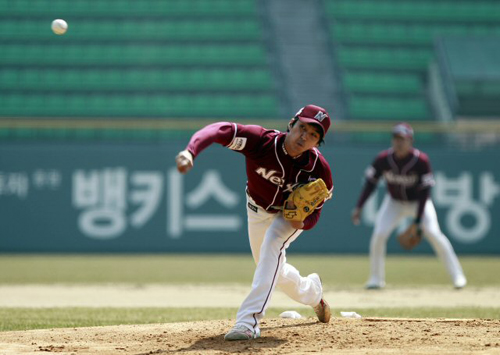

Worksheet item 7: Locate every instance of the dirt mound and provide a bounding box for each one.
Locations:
[1,317,499,354]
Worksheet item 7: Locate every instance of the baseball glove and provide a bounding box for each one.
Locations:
[397,224,422,250]
[283,179,330,222]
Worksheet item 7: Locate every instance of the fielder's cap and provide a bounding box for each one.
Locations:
[392,122,414,138]
[294,104,331,137]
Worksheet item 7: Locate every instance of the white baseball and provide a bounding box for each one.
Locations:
[51,19,68,35]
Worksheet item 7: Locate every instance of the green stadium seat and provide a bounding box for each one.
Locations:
[343,72,422,94]
[0,0,257,17]
[0,0,279,127]
[331,22,500,45]
[348,96,429,120]
[0,94,279,118]
[0,20,262,41]
[337,47,433,71]
[0,44,268,66]
[0,69,273,91]
[325,1,500,22]
[326,0,500,121]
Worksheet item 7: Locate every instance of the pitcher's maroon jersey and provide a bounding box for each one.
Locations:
[356,148,435,220]
[186,122,333,230]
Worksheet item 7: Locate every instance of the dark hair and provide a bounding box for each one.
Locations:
[288,117,325,146]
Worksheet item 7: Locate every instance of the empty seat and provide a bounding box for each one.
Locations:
[343,72,422,94]
[0,20,262,41]
[338,47,433,71]
[0,0,257,17]
[348,96,429,120]
[0,69,273,91]
[0,44,268,66]
[0,94,279,118]
[0,0,280,125]
[325,1,500,22]
[332,22,500,45]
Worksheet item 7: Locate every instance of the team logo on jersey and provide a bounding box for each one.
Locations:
[422,172,436,187]
[256,168,284,187]
[228,137,247,151]
[314,111,327,122]
[384,171,418,186]
[255,167,297,191]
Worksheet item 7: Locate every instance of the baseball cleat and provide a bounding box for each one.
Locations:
[365,279,385,290]
[453,275,467,289]
[313,298,331,323]
[309,273,331,323]
[224,325,260,341]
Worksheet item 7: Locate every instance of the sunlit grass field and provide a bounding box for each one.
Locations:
[0,254,499,331]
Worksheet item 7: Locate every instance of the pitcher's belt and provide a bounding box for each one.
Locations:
[246,188,283,211]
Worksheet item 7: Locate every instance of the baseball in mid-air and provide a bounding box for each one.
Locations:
[51,19,68,35]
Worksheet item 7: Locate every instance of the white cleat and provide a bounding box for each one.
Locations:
[309,273,331,323]
[224,324,260,341]
[365,279,385,290]
[454,275,467,289]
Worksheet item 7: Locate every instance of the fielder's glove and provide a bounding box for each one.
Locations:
[283,179,330,222]
[397,224,422,250]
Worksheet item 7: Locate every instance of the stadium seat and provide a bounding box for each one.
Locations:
[0,0,258,17]
[332,22,500,45]
[338,47,433,71]
[325,1,500,22]
[343,72,421,94]
[0,20,262,41]
[0,69,273,91]
[348,96,430,120]
[0,44,268,66]
[325,0,500,120]
[0,94,279,118]
[0,0,278,122]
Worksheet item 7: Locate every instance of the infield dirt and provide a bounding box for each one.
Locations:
[1,285,499,354]
[1,317,499,354]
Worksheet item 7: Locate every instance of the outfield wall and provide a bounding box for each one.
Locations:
[0,141,499,254]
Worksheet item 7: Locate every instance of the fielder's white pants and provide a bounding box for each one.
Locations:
[368,194,465,286]
[235,195,323,334]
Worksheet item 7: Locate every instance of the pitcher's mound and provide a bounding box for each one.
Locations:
[1,317,499,354]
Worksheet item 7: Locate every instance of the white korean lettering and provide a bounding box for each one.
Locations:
[73,168,127,239]
[167,168,242,238]
[129,172,163,228]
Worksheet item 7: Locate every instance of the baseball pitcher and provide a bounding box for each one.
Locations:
[176,105,334,341]
[352,123,467,290]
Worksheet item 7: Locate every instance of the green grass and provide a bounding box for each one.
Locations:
[0,307,237,331]
[0,254,499,331]
[0,254,498,287]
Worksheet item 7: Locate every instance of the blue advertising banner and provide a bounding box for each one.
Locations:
[0,142,499,254]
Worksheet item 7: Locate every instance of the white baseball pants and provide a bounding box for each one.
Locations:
[368,194,466,287]
[235,195,323,334]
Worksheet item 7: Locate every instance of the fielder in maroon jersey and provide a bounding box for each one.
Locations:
[352,123,466,289]
[176,105,334,340]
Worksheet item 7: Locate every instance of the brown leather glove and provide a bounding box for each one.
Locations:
[397,223,422,250]
[283,179,330,222]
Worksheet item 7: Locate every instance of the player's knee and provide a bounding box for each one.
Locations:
[371,231,391,242]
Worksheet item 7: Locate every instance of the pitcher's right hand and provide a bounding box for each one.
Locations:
[175,150,194,174]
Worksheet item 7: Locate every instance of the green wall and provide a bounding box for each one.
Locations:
[0,141,498,253]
